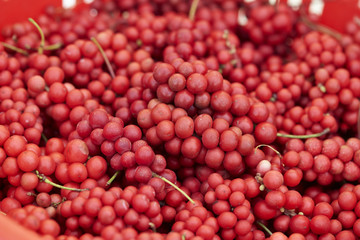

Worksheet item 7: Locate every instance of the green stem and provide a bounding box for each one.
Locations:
[281,208,298,217]
[222,29,241,68]
[52,197,66,208]
[318,84,326,93]
[255,144,285,172]
[91,37,115,79]
[277,128,330,139]
[41,133,48,143]
[23,43,62,52]
[1,42,28,55]
[27,192,37,197]
[255,174,265,191]
[255,144,282,159]
[189,0,200,21]
[136,39,142,47]
[256,221,272,236]
[149,222,156,232]
[28,18,45,54]
[106,171,120,186]
[152,172,195,204]
[43,43,63,51]
[300,16,342,41]
[36,171,87,192]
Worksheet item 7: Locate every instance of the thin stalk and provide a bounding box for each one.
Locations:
[282,208,298,217]
[41,133,48,143]
[255,174,265,191]
[43,43,63,51]
[28,18,45,54]
[223,29,241,68]
[256,144,284,172]
[91,37,115,79]
[318,84,326,93]
[136,39,142,47]
[277,128,330,139]
[27,192,37,197]
[36,171,87,192]
[255,144,282,159]
[149,222,156,232]
[256,221,272,236]
[189,0,200,21]
[274,0,279,12]
[52,197,66,208]
[24,43,62,52]
[301,16,342,41]
[152,172,195,204]
[106,171,120,186]
[1,42,28,55]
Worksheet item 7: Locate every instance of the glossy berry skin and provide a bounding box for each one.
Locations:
[254,122,277,144]
[310,215,331,235]
[263,170,284,190]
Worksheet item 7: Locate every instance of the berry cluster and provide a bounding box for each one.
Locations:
[1,0,360,240]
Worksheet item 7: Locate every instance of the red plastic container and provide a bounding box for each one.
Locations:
[0,213,45,240]
[317,0,360,32]
[278,0,360,33]
[1,0,359,33]
[0,0,61,32]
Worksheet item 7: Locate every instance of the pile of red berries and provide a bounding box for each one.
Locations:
[1,0,360,239]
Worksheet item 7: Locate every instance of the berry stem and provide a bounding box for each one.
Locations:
[27,192,37,197]
[1,42,28,55]
[43,43,63,51]
[152,172,195,204]
[223,30,242,68]
[28,18,45,54]
[281,208,298,217]
[237,9,248,26]
[189,0,200,21]
[91,37,115,79]
[255,144,283,172]
[300,16,342,41]
[41,133,48,143]
[318,83,326,93]
[136,39,143,47]
[149,222,156,232]
[52,197,66,208]
[274,0,279,12]
[256,221,273,236]
[277,128,330,139]
[35,171,88,192]
[255,144,282,159]
[106,171,120,186]
[255,174,265,191]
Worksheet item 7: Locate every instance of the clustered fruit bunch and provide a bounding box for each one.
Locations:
[1,0,360,240]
